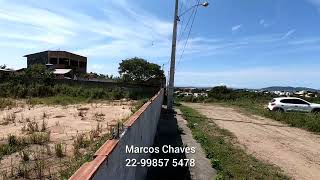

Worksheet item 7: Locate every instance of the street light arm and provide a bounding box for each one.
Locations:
[178,2,209,18]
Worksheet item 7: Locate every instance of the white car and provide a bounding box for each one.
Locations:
[267,97,320,113]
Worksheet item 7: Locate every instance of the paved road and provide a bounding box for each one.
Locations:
[185,103,320,180]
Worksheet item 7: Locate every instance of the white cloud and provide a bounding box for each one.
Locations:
[307,0,320,7]
[288,38,320,45]
[0,0,174,70]
[282,29,296,39]
[231,24,242,32]
[259,19,270,27]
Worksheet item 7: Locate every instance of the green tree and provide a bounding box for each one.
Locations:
[118,57,164,82]
[18,64,54,85]
[25,64,53,79]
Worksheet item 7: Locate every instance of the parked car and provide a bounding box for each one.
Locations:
[267,97,320,113]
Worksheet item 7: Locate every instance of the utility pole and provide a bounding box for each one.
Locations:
[167,0,179,111]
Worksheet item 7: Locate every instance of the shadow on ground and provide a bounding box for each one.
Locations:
[146,107,191,180]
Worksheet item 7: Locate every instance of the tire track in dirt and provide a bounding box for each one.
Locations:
[185,103,320,180]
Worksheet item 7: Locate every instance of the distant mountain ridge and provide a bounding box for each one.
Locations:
[260,86,320,92]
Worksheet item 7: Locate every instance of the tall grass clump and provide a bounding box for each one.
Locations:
[0,135,28,160]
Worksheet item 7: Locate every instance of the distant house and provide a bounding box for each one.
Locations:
[24,50,87,74]
[0,69,15,79]
[272,91,292,96]
[193,93,208,98]
[295,90,307,96]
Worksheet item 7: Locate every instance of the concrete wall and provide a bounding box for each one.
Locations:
[70,89,164,180]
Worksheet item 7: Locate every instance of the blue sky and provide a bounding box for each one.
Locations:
[1,0,320,88]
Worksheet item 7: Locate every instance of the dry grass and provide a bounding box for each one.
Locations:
[1,113,16,125]
[0,100,134,179]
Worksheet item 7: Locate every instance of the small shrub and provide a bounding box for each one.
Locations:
[0,98,14,109]
[42,112,47,119]
[17,163,29,178]
[19,150,30,162]
[34,158,45,179]
[41,119,47,132]
[28,132,50,145]
[8,134,18,146]
[94,112,105,122]
[73,134,90,149]
[89,124,102,141]
[55,143,64,158]
[1,113,16,125]
[78,111,85,117]
[22,121,39,133]
[45,144,52,155]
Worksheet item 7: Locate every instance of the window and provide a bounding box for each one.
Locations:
[291,99,309,105]
[59,58,69,65]
[280,99,292,104]
[50,58,57,64]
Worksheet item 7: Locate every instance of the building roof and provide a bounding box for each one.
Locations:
[0,69,15,72]
[23,50,87,59]
[53,69,72,75]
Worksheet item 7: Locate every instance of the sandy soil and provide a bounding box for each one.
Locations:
[0,101,133,176]
[0,101,133,141]
[185,103,320,180]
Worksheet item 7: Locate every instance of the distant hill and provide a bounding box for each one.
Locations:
[260,86,320,92]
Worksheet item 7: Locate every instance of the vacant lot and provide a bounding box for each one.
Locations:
[0,100,134,179]
[185,103,320,180]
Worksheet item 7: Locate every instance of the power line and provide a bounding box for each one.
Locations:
[177,1,197,43]
[176,0,201,70]
[177,8,196,43]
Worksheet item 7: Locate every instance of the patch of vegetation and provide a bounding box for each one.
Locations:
[0,135,28,160]
[0,98,15,110]
[54,143,65,158]
[59,133,112,179]
[179,105,289,179]
[0,130,51,160]
[0,64,155,106]
[180,86,320,133]
[27,96,91,106]
[1,113,16,125]
[28,132,50,145]
[131,98,149,113]
[73,134,91,149]
[19,150,30,162]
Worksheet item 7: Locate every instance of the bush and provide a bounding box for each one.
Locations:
[55,143,64,158]
[28,132,50,145]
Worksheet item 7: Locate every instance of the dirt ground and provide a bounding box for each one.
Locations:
[0,101,133,141]
[184,103,320,180]
[0,101,133,177]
